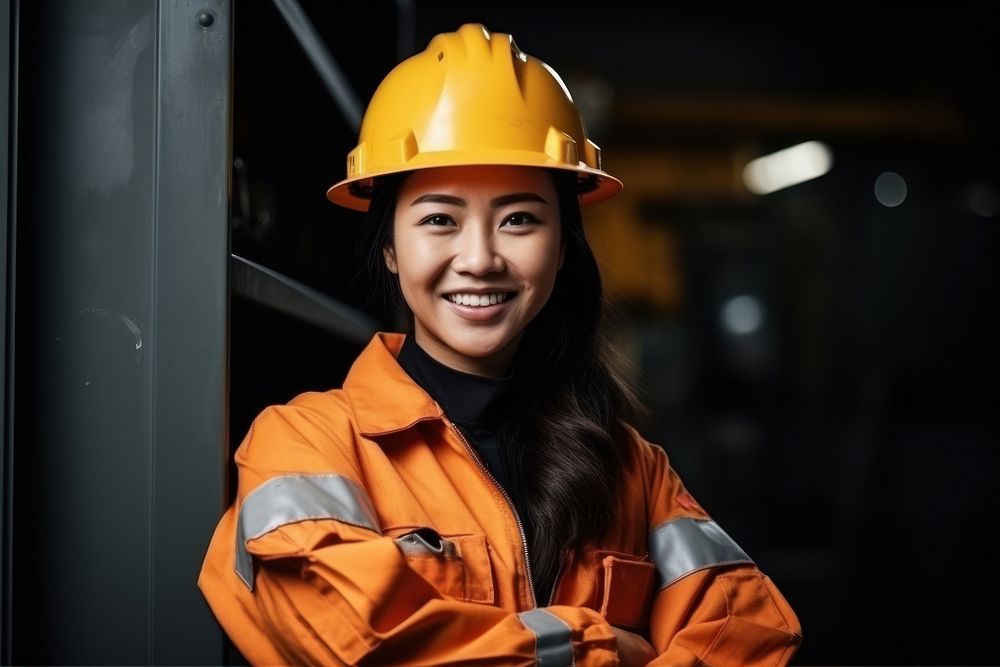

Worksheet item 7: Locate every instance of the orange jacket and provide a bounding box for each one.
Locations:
[199,332,802,666]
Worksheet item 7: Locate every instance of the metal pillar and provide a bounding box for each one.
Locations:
[0,0,12,659]
[8,0,231,663]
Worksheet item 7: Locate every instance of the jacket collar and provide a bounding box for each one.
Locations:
[343,331,444,437]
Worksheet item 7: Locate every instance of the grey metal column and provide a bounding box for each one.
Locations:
[0,0,11,660]
[152,1,231,663]
[10,0,230,663]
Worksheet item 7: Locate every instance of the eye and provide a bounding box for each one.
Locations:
[502,212,539,227]
[419,214,455,227]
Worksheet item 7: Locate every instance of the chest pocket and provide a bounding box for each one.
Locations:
[394,528,495,605]
[593,550,657,633]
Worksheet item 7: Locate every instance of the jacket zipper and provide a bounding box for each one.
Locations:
[446,419,540,608]
[546,561,564,606]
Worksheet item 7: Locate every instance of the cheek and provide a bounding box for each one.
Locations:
[394,261,425,301]
[514,235,563,293]
[392,236,444,295]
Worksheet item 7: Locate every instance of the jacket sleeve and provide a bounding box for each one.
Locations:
[216,398,623,667]
[631,427,804,666]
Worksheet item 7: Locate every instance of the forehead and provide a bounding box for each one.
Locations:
[397,165,557,203]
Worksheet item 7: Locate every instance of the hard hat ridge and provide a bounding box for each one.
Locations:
[438,23,498,65]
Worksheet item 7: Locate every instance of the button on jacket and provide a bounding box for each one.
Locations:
[198,332,803,666]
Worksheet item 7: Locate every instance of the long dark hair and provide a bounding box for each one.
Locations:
[358,168,645,603]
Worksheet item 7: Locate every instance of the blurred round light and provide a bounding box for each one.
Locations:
[967,183,999,218]
[721,295,765,335]
[875,172,907,207]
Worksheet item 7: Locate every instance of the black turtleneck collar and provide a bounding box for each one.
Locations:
[396,334,516,491]
[396,334,516,428]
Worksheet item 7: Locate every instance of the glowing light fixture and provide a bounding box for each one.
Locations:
[874,172,907,207]
[743,141,833,195]
[721,295,765,335]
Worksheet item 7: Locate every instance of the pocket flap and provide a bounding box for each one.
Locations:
[394,530,494,605]
[598,555,656,632]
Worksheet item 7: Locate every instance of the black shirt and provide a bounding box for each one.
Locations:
[396,334,515,491]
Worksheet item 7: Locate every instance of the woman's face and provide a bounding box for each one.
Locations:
[386,165,564,377]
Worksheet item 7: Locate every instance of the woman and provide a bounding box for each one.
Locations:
[199,23,803,666]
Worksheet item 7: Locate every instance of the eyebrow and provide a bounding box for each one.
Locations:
[409,192,549,207]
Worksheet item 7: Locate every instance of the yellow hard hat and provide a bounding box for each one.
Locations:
[326,23,622,211]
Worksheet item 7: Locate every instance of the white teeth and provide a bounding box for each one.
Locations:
[446,292,510,307]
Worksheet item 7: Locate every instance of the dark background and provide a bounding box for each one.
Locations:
[231,3,999,664]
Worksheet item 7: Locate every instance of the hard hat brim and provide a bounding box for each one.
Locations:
[326,153,623,213]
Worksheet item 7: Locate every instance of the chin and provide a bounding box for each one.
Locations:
[448,337,512,359]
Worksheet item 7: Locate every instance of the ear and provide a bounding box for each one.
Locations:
[383,244,398,274]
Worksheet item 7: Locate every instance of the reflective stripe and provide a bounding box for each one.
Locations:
[518,608,574,667]
[235,473,380,590]
[649,517,754,591]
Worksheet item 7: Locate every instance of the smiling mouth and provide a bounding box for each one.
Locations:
[442,292,516,307]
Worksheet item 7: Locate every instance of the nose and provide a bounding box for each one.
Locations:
[451,225,505,275]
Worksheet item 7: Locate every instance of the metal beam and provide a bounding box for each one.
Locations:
[271,0,363,132]
[231,254,379,344]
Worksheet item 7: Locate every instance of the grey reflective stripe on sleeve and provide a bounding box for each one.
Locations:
[517,608,574,667]
[235,473,380,590]
[649,517,755,591]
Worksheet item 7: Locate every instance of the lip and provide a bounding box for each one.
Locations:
[442,292,516,322]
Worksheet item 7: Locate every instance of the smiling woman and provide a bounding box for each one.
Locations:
[198,22,803,666]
